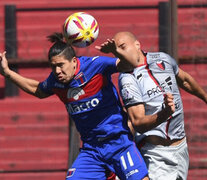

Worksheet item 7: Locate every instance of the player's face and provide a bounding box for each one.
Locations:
[114,35,140,65]
[50,55,77,83]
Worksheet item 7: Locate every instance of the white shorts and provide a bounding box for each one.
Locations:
[140,137,189,180]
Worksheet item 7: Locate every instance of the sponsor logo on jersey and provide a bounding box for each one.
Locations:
[165,76,172,90]
[147,76,173,97]
[126,169,139,179]
[67,87,85,100]
[66,98,100,113]
[147,85,164,97]
[156,60,165,70]
[66,168,76,178]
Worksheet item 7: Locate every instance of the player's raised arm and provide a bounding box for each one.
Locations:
[0,51,49,99]
[176,68,207,104]
[95,39,117,54]
[95,39,134,72]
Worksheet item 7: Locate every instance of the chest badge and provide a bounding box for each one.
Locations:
[74,72,87,86]
[156,61,165,70]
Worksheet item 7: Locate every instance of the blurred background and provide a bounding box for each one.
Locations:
[0,0,207,179]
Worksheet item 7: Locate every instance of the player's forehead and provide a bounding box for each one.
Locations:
[50,55,69,64]
[114,34,134,46]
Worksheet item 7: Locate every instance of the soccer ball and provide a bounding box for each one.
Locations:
[63,12,99,48]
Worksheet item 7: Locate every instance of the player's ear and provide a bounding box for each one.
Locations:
[135,40,141,50]
[71,57,77,71]
[72,57,77,63]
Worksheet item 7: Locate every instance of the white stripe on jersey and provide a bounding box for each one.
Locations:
[120,155,127,170]
[127,151,134,167]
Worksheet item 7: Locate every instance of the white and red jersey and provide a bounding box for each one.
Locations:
[119,52,185,142]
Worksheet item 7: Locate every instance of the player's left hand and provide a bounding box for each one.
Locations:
[0,51,10,76]
[95,39,116,54]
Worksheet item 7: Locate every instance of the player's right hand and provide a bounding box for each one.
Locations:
[95,39,116,54]
[164,93,175,115]
[0,51,9,76]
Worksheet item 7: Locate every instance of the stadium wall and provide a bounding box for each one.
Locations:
[0,0,207,179]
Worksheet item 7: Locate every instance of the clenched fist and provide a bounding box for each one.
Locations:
[164,93,175,116]
[0,51,10,76]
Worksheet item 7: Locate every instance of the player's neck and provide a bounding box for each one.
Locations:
[137,51,145,65]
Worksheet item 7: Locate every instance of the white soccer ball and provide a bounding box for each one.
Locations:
[63,12,99,48]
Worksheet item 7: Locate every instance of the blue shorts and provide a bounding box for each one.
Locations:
[66,133,148,180]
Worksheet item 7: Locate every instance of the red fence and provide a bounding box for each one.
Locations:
[0,0,207,179]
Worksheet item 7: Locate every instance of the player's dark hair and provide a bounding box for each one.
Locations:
[47,32,76,62]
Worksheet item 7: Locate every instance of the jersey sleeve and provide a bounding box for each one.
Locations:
[165,53,179,75]
[38,72,55,95]
[119,73,143,107]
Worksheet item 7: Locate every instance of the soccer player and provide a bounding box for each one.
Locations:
[1,32,152,180]
[96,31,207,180]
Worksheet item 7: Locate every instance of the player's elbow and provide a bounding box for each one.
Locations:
[34,89,50,99]
[133,125,148,134]
[131,117,147,134]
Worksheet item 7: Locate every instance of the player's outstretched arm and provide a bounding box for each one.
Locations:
[95,39,134,72]
[0,51,49,99]
[127,93,175,134]
[176,68,207,104]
